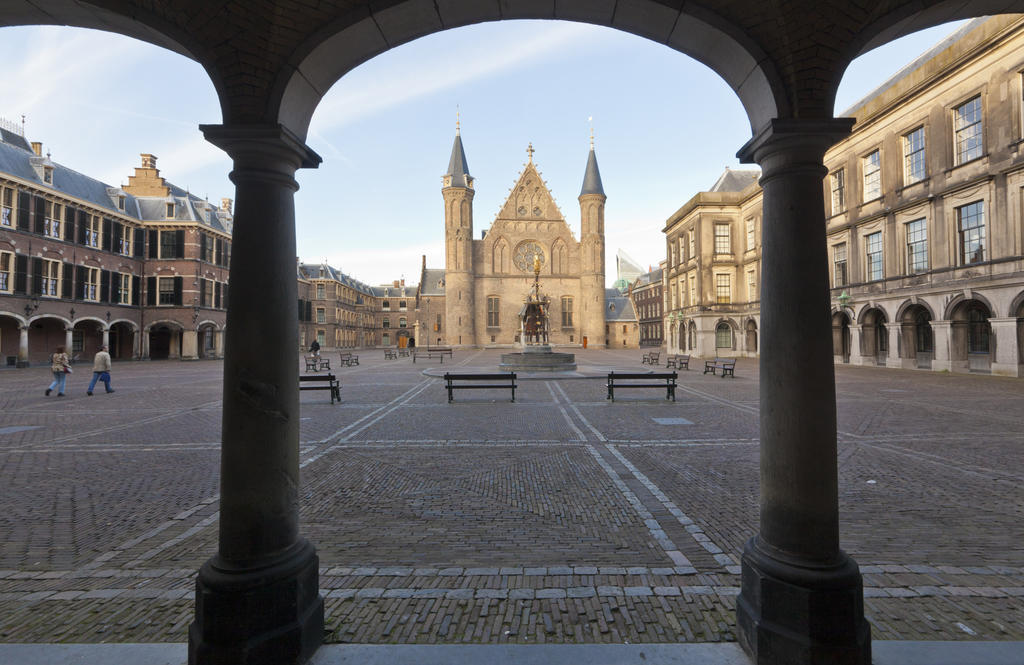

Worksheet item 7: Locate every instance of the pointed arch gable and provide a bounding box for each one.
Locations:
[491,235,511,274]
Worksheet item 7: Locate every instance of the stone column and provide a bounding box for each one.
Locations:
[17,325,29,367]
[736,119,870,665]
[989,317,1021,377]
[182,330,199,360]
[931,321,952,372]
[214,330,224,358]
[141,330,150,360]
[848,323,864,365]
[65,328,73,356]
[188,124,323,665]
[102,327,110,349]
[887,324,901,368]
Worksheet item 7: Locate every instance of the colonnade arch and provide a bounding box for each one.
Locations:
[9,3,1024,664]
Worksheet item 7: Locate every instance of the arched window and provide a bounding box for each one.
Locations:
[967,304,990,353]
[399,317,407,328]
[914,309,933,353]
[715,322,732,349]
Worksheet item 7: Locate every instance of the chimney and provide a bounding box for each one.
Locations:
[140,153,157,169]
[393,280,400,288]
[221,198,233,214]
[421,255,426,270]
[31,142,42,156]
[401,278,405,286]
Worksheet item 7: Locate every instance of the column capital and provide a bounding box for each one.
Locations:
[737,117,855,173]
[200,123,322,171]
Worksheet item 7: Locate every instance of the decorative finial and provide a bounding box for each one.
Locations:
[456,106,460,136]
[588,116,594,149]
[527,142,535,163]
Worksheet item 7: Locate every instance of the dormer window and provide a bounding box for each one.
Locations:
[166,202,175,218]
[118,196,126,211]
[43,167,53,184]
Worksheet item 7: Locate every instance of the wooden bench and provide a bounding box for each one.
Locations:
[641,351,661,365]
[607,372,677,401]
[665,354,690,370]
[398,348,411,357]
[414,350,450,364]
[299,374,340,403]
[427,347,453,358]
[304,355,330,371]
[383,349,397,360]
[444,372,517,402]
[703,357,736,377]
[338,352,359,366]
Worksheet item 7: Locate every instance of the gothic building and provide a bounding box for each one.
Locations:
[438,128,608,348]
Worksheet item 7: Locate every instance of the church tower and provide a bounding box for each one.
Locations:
[442,120,476,347]
[578,134,607,348]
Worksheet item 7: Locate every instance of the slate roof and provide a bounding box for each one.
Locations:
[605,291,636,321]
[0,131,233,234]
[444,132,472,188]
[634,268,662,286]
[419,268,446,296]
[372,285,417,298]
[708,168,760,193]
[297,262,375,295]
[580,147,605,196]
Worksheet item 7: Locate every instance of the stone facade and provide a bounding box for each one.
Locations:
[438,133,607,348]
[296,262,377,351]
[629,265,664,347]
[0,130,231,366]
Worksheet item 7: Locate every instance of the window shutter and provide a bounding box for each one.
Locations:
[215,238,223,265]
[33,196,45,234]
[147,230,158,258]
[100,270,111,303]
[199,278,207,307]
[297,300,304,321]
[133,228,145,257]
[146,276,156,305]
[17,192,30,230]
[222,287,228,311]
[215,282,222,309]
[200,234,207,262]
[173,276,182,306]
[305,301,312,322]
[175,230,185,258]
[65,207,76,243]
[112,272,121,303]
[77,211,87,244]
[132,276,140,306]
[113,223,123,253]
[224,241,230,267]
[76,265,86,300]
[14,254,28,294]
[102,218,113,252]
[32,257,43,295]
[62,263,73,299]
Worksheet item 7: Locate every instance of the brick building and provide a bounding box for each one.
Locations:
[0,125,231,366]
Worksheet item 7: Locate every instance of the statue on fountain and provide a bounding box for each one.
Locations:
[520,252,551,348]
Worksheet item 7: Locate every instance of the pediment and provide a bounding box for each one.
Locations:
[496,163,564,222]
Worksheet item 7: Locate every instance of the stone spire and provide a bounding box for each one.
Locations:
[444,116,472,188]
[580,137,604,197]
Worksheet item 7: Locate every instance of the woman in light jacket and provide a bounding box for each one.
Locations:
[46,345,71,396]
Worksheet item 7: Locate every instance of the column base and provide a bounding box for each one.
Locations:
[189,538,323,665]
[991,362,1022,377]
[16,360,30,368]
[736,537,870,665]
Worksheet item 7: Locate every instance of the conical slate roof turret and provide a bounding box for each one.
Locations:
[580,145,604,197]
[444,124,472,188]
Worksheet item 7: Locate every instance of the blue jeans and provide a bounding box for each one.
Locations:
[48,371,67,394]
[88,371,113,393]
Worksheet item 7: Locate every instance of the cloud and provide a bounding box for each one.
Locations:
[309,21,601,133]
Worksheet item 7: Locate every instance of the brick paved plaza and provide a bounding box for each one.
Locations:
[0,349,1021,646]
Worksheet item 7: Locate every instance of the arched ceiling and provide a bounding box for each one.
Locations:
[4,1,1024,144]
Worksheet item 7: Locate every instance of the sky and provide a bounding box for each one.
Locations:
[0,17,970,287]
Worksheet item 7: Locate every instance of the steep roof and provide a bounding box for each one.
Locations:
[419,269,446,296]
[709,168,760,193]
[579,147,605,197]
[495,160,564,222]
[605,292,636,321]
[297,263,375,295]
[444,131,472,188]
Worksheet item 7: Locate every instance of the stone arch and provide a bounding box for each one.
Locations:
[899,303,934,368]
[714,317,739,353]
[0,312,26,367]
[948,298,993,372]
[146,319,185,361]
[1007,289,1024,318]
[943,291,996,321]
[0,311,28,328]
[72,315,107,330]
[492,236,510,274]
[273,4,785,141]
[831,310,852,363]
[894,298,936,323]
[744,317,758,354]
[855,303,890,325]
[858,306,889,363]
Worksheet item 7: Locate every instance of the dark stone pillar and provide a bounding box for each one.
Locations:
[189,124,323,665]
[736,119,871,665]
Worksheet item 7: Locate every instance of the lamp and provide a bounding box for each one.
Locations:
[69,307,76,320]
[23,297,39,317]
[837,291,853,308]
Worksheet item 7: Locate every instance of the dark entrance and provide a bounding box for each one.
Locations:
[150,326,172,360]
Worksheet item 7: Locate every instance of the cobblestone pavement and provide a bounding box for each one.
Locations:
[0,350,1021,644]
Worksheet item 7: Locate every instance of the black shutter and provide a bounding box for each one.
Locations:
[62,263,73,299]
[305,301,312,322]
[77,210,87,244]
[224,241,230,267]
[17,192,30,230]
[215,282,221,309]
[113,223,123,254]
[199,278,207,307]
[146,276,156,305]
[132,275,140,306]
[215,238,223,266]
[222,287,228,311]
[32,257,43,295]
[33,196,45,234]
[65,207,75,244]
[147,230,158,258]
[102,218,113,252]
[173,276,183,306]
[200,234,207,262]
[76,265,86,300]
[100,270,111,303]
[14,255,28,294]
[112,271,121,304]
[175,230,185,259]
[134,228,145,257]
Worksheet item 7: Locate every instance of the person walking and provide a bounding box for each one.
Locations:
[309,339,320,356]
[45,345,71,397]
[87,344,115,396]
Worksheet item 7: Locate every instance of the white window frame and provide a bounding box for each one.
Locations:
[833,242,848,287]
[0,250,12,292]
[43,201,62,239]
[953,95,983,165]
[714,223,731,255]
[956,200,985,265]
[865,231,883,282]
[41,259,61,297]
[119,273,132,305]
[85,215,100,248]
[862,150,881,202]
[1,186,13,227]
[715,273,731,304]
[905,218,928,274]
[157,276,176,305]
[84,267,99,301]
[830,169,845,214]
[745,218,756,251]
[903,126,926,185]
